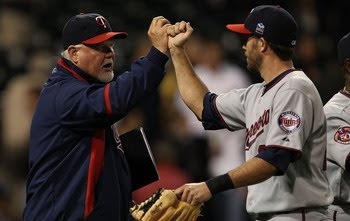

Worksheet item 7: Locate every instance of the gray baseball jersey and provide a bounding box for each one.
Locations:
[324,90,350,220]
[214,70,333,214]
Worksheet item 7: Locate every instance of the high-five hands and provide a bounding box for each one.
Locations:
[148,17,193,53]
[167,21,193,49]
[148,16,171,54]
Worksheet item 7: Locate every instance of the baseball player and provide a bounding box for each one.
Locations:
[23,14,170,221]
[324,32,350,221]
[168,5,333,221]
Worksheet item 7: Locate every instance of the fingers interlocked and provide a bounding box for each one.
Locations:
[167,21,188,37]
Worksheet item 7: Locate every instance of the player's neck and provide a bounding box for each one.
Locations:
[260,59,294,83]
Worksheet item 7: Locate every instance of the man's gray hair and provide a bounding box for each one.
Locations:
[61,44,83,60]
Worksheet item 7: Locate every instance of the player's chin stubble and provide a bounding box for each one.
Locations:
[247,53,262,74]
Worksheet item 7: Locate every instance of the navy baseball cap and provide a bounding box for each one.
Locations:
[226,5,298,48]
[62,13,128,50]
[337,32,350,66]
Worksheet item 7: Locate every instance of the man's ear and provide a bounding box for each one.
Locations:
[67,46,79,64]
[260,37,268,53]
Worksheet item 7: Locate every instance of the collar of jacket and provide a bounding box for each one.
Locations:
[57,57,106,84]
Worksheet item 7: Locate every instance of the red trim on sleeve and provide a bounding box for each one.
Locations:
[333,210,337,221]
[104,83,112,116]
[265,145,302,153]
[258,145,267,153]
[265,145,302,161]
[57,59,87,82]
[213,96,230,129]
[84,130,105,219]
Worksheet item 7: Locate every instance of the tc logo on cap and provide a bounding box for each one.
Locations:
[96,16,108,28]
[255,23,265,35]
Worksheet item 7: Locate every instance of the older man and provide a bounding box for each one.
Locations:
[23,13,170,221]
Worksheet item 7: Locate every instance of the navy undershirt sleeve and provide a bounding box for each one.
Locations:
[256,148,296,175]
[202,92,226,130]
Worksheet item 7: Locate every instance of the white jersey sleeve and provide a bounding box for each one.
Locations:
[326,114,350,169]
[265,88,313,152]
[215,85,259,130]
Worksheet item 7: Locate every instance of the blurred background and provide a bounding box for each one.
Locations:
[0,0,348,220]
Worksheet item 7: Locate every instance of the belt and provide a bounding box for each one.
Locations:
[255,206,328,221]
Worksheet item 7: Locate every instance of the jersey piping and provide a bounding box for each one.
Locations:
[262,68,299,96]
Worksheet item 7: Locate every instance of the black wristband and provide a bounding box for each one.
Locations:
[205,173,234,195]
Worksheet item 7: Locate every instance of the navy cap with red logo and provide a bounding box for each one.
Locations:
[337,32,350,66]
[226,5,298,48]
[62,13,128,50]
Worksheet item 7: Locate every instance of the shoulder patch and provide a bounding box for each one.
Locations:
[334,126,350,144]
[278,111,302,134]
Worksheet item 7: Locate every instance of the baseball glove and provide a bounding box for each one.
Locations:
[130,188,201,221]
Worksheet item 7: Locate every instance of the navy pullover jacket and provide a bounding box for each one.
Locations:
[23,47,168,221]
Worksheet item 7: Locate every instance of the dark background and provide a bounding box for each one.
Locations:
[0,0,348,220]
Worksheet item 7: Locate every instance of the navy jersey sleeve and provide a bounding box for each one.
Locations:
[56,47,168,131]
[201,92,228,130]
[256,148,299,175]
[107,47,168,117]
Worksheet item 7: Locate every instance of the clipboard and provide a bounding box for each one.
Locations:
[119,127,159,191]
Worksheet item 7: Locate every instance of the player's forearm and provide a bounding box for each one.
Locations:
[204,157,277,196]
[170,47,209,119]
[228,157,277,188]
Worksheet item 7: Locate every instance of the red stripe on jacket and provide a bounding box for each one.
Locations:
[57,59,87,82]
[104,83,112,115]
[84,130,105,219]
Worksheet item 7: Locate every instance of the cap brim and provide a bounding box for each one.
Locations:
[226,24,252,34]
[83,32,128,45]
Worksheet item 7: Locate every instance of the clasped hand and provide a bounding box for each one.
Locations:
[148,16,193,53]
[167,21,193,50]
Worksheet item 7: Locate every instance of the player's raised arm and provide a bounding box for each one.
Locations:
[168,22,209,120]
